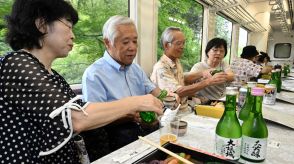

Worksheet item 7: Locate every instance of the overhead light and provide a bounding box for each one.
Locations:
[269,0,277,5]
[269,0,289,32]
[282,0,289,12]
[272,4,279,10]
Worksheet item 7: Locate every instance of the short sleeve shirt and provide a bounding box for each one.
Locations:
[0,51,81,163]
[230,58,262,84]
[82,51,156,102]
[150,54,188,110]
[190,61,229,100]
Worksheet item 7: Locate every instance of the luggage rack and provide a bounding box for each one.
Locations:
[201,0,267,32]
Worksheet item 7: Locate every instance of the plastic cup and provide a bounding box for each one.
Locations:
[158,115,180,145]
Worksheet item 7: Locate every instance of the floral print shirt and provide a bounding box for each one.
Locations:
[230,57,262,85]
[150,54,188,110]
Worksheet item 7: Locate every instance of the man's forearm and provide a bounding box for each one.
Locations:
[175,79,209,97]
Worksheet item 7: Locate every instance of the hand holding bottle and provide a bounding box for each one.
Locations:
[140,90,167,123]
[133,94,163,114]
[207,72,227,85]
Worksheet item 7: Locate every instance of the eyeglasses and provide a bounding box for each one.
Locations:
[211,48,225,54]
[170,40,185,47]
[57,19,73,29]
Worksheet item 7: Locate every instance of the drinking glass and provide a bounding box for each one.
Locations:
[158,115,180,146]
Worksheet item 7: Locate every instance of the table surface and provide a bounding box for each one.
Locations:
[93,78,294,164]
[92,113,294,164]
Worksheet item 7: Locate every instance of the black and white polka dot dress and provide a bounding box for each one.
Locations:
[0,51,81,163]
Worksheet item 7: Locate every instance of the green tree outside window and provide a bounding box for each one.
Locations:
[158,0,203,71]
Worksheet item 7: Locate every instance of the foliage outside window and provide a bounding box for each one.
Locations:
[158,0,203,71]
[0,0,129,84]
[215,15,232,63]
[238,27,248,57]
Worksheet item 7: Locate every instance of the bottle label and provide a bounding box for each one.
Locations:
[263,85,276,105]
[215,134,241,160]
[238,89,247,107]
[241,135,267,160]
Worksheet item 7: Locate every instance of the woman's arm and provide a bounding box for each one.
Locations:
[176,73,228,97]
[72,94,163,133]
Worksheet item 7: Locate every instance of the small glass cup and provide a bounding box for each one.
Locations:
[158,115,180,146]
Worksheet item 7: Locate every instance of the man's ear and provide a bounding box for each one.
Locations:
[35,18,47,33]
[103,39,111,49]
[164,42,170,50]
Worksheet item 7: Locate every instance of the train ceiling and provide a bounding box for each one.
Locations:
[200,0,293,33]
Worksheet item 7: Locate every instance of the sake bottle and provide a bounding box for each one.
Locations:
[241,87,268,162]
[275,69,282,93]
[140,89,167,123]
[268,70,278,86]
[215,87,242,160]
[238,82,256,123]
[283,64,290,77]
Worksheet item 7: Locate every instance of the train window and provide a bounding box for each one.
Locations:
[0,0,129,84]
[274,43,291,58]
[158,0,203,71]
[215,15,232,63]
[238,27,248,57]
[0,0,13,55]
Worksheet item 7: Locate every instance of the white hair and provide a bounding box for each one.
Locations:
[160,26,182,48]
[102,15,135,45]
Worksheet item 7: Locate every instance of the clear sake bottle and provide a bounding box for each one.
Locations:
[241,87,268,162]
[215,87,242,160]
[140,89,167,123]
[238,82,256,123]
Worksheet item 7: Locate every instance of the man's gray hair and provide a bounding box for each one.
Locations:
[102,15,135,45]
[160,26,182,48]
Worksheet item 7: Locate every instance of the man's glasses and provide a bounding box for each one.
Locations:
[211,48,225,54]
[170,40,185,47]
[57,19,73,29]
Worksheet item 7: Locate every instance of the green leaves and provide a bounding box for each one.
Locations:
[158,0,203,71]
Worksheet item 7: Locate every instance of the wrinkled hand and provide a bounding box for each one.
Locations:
[133,94,164,115]
[207,72,227,85]
[167,91,181,104]
[202,69,213,79]
[133,112,141,122]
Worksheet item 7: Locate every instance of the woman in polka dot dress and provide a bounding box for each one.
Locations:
[0,0,163,163]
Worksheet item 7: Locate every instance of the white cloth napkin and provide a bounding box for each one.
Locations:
[112,144,151,163]
[160,104,181,126]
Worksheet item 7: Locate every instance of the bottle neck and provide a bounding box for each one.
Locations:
[271,72,276,80]
[245,87,254,103]
[252,95,263,114]
[276,70,281,78]
[157,90,167,101]
[225,94,237,111]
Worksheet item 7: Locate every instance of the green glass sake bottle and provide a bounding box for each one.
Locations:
[140,89,167,123]
[215,87,242,160]
[268,70,278,86]
[275,69,282,93]
[238,82,256,123]
[241,87,268,162]
[283,64,290,77]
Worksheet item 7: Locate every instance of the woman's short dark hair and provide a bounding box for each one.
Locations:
[205,38,227,58]
[258,51,271,63]
[240,45,259,59]
[5,0,79,50]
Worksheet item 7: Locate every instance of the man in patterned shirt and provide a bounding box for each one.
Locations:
[151,27,227,112]
[230,45,272,86]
